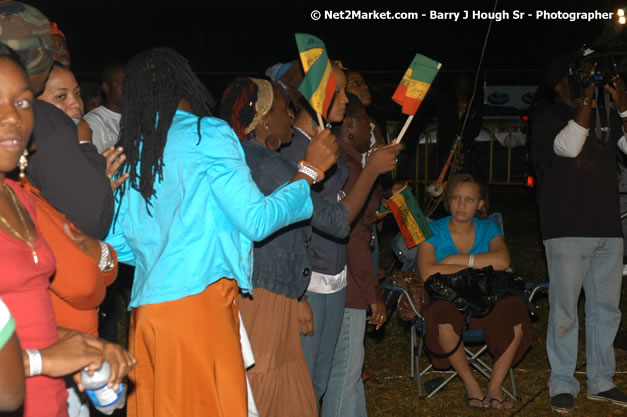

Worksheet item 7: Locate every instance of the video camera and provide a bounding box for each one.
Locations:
[568,23,627,98]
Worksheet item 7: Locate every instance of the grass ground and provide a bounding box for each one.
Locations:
[363,187,627,416]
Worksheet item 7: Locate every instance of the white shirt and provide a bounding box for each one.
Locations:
[307,266,348,294]
[84,106,121,153]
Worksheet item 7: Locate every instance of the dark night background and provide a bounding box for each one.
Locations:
[25,0,625,84]
[19,0,626,152]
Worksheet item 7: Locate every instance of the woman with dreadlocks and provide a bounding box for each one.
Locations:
[105,48,338,417]
[220,78,400,416]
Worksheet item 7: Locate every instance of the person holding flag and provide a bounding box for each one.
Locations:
[280,34,401,408]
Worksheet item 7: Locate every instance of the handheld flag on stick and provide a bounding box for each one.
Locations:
[385,186,433,248]
[392,54,442,144]
[295,33,336,125]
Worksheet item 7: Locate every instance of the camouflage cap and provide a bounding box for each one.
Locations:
[0,0,52,75]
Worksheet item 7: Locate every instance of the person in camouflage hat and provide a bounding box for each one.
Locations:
[0,0,54,93]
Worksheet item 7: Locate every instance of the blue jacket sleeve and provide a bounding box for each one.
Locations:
[254,150,349,239]
[104,198,136,266]
[205,121,313,242]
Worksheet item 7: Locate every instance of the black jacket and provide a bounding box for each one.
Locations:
[28,100,113,239]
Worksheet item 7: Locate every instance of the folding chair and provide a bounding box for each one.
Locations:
[383,276,548,400]
[383,212,549,401]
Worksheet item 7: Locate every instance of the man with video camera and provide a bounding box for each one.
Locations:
[531,54,627,413]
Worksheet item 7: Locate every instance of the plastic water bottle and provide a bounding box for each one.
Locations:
[80,361,127,415]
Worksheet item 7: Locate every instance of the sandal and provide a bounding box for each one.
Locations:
[465,394,489,410]
[488,397,514,410]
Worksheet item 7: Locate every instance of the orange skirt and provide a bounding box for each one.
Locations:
[127,278,247,417]
[240,288,318,417]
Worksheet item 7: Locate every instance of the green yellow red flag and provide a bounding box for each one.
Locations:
[295,33,336,118]
[392,54,442,115]
[386,186,433,248]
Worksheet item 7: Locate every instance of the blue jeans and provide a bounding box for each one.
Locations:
[301,288,347,403]
[323,308,367,417]
[544,237,623,397]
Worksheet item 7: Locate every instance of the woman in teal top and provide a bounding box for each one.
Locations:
[417,173,531,410]
[105,48,338,417]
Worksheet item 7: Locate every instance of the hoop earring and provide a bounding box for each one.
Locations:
[18,149,28,178]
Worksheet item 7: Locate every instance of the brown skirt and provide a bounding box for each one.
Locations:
[239,288,318,417]
[422,296,532,370]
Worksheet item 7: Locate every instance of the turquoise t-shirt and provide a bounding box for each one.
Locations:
[425,216,502,263]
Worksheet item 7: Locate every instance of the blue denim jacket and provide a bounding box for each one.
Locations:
[243,139,350,298]
[279,129,350,275]
[106,112,313,308]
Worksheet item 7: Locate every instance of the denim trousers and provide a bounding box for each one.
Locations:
[301,287,348,403]
[544,237,623,397]
[322,308,368,417]
[67,387,90,417]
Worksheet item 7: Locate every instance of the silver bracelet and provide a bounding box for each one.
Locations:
[98,241,111,272]
[468,254,475,268]
[26,349,42,377]
[297,165,319,184]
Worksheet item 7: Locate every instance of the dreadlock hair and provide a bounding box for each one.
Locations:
[117,47,215,215]
[219,77,258,141]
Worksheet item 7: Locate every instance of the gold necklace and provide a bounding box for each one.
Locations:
[0,183,38,264]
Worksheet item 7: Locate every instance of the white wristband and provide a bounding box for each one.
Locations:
[26,349,42,376]
[619,109,627,118]
[468,254,475,268]
[297,165,319,184]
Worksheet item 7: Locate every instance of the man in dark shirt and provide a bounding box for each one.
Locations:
[0,1,113,238]
[531,55,627,413]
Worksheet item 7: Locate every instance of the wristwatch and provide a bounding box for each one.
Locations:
[98,241,114,272]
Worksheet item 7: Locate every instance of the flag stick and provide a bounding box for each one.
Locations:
[316,112,325,129]
[393,114,414,144]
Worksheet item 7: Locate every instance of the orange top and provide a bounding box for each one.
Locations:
[20,180,118,336]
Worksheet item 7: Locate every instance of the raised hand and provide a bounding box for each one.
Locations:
[77,119,93,142]
[365,143,402,175]
[604,75,627,113]
[303,129,338,173]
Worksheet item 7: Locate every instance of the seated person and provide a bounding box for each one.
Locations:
[417,172,532,410]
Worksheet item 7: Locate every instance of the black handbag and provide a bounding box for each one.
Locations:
[423,266,534,358]
[425,266,496,318]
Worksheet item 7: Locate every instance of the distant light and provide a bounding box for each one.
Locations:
[521,115,529,123]
[527,176,534,187]
[618,8,625,17]
[620,16,626,24]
